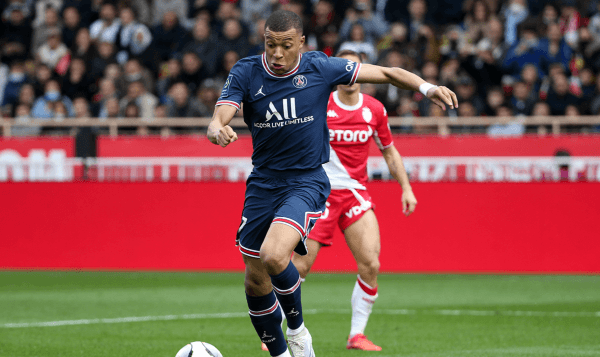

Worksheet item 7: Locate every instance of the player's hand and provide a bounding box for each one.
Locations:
[402,189,417,217]
[427,86,458,111]
[215,125,238,147]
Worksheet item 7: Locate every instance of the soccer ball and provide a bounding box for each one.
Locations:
[175,341,223,357]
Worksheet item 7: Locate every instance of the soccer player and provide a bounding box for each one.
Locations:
[291,49,415,351]
[207,10,457,357]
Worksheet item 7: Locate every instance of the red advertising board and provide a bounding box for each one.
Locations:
[0,137,75,182]
[1,182,599,273]
[97,135,600,157]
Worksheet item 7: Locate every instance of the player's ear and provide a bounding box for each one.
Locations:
[299,35,305,48]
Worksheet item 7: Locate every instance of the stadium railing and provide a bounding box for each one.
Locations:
[1,116,600,136]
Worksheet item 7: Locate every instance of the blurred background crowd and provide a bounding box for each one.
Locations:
[1,0,600,136]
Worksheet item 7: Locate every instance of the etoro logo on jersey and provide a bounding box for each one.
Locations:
[254,98,315,129]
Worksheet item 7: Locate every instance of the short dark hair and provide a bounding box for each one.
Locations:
[265,10,303,34]
[335,49,361,62]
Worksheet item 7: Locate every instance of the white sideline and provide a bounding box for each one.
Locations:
[2,309,599,329]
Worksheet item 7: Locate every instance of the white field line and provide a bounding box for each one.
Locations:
[2,308,600,329]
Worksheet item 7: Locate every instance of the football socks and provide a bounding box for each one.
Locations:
[270,261,304,330]
[349,275,378,338]
[247,291,288,356]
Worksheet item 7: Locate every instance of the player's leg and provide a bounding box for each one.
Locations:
[291,238,323,279]
[262,222,314,357]
[244,254,291,357]
[343,209,382,351]
[239,174,292,357]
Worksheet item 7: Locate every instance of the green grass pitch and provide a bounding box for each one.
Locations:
[1,271,599,357]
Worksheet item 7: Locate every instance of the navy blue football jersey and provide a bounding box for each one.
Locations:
[216,51,361,171]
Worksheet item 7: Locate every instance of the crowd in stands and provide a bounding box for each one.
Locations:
[1,0,600,135]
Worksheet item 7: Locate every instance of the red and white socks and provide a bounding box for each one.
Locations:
[349,274,378,338]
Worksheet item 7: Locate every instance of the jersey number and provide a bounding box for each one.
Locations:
[266,98,297,121]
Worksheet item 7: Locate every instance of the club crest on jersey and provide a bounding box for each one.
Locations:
[292,75,307,88]
[221,75,232,97]
[362,107,372,123]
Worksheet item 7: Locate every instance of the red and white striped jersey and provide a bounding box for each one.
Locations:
[324,91,394,190]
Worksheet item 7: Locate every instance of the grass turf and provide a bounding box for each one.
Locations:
[0,272,599,357]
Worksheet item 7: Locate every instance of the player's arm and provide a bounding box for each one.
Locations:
[356,64,458,111]
[381,145,417,217]
[207,105,238,147]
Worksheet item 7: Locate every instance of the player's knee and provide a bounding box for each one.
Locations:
[260,251,288,275]
[244,274,270,296]
[359,257,380,276]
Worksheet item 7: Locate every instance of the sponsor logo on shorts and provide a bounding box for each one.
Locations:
[344,201,372,218]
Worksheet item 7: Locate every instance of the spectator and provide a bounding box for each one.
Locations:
[123,58,154,94]
[463,16,506,91]
[520,63,541,97]
[180,51,207,95]
[122,0,152,26]
[166,82,209,118]
[61,0,95,28]
[157,58,183,98]
[1,61,29,108]
[31,1,62,28]
[89,2,121,44]
[115,6,154,67]
[248,18,267,56]
[61,57,93,100]
[103,63,126,94]
[241,0,272,26]
[183,18,220,78]
[484,86,505,116]
[72,28,96,64]
[374,50,406,114]
[94,78,119,106]
[31,79,74,119]
[219,19,251,59]
[539,3,560,25]
[502,0,529,46]
[501,19,543,78]
[404,0,430,43]
[16,83,37,109]
[510,81,536,115]
[89,41,116,80]
[589,75,600,115]
[72,96,91,118]
[152,0,189,27]
[459,0,491,57]
[579,67,596,112]
[339,0,388,44]
[197,79,220,113]
[306,0,338,52]
[532,101,551,116]
[1,7,33,64]
[32,5,62,52]
[546,73,579,115]
[123,101,140,118]
[453,75,485,115]
[100,97,121,119]
[36,28,69,71]
[339,23,377,63]
[152,11,189,61]
[487,106,525,136]
[62,6,81,49]
[33,63,54,97]
[119,81,158,119]
[559,0,581,49]
[218,50,240,84]
[538,23,572,76]
[11,103,40,136]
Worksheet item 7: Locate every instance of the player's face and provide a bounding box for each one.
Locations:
[337,54,361,93]
[264,27,305,75]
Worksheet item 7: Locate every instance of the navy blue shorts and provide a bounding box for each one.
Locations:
[236,166,331,258]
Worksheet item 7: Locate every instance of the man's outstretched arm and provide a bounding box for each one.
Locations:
[207,105,239,147]
[356,64,459,111]
[382,145,417,217]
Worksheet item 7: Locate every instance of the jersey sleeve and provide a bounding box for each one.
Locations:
[313,55,362,87]
[216,60,249,111]
[373,102,394,150]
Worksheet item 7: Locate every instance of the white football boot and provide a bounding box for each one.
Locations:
[286,324,315,357]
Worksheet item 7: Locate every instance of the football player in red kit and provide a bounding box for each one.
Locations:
[292,50,418,351]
